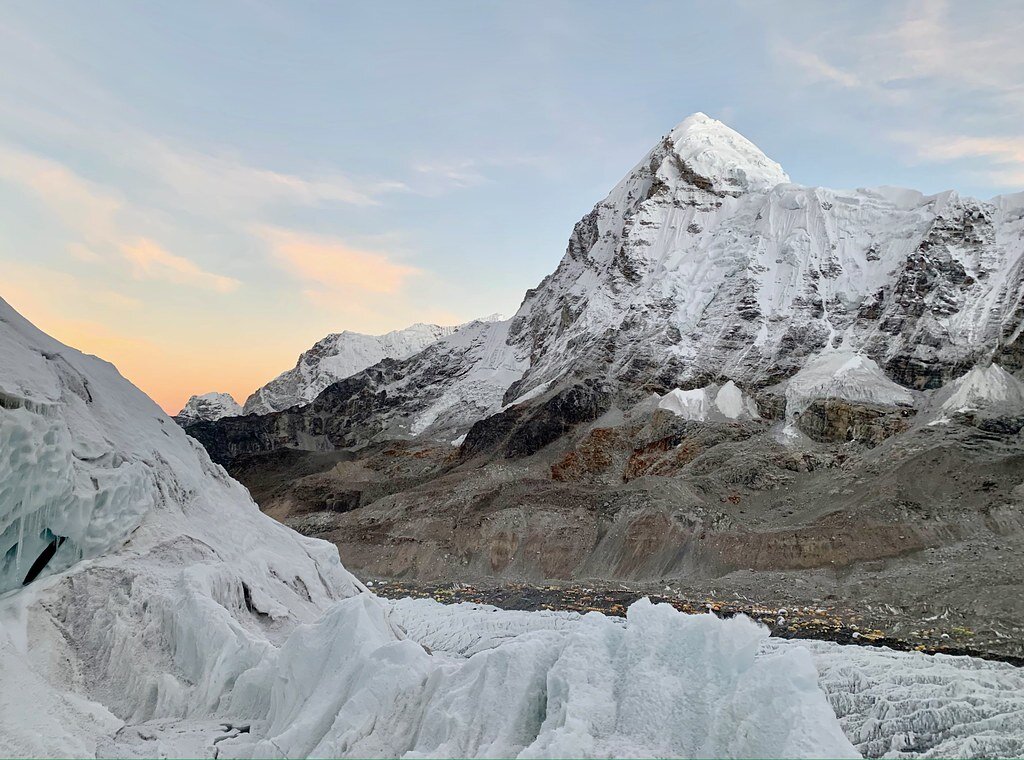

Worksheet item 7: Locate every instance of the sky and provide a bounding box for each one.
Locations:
[2,0,1023,413]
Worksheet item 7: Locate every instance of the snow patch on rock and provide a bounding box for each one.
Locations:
[785,351,916,421]
[657,381,760,422]
[938,363,1024,414]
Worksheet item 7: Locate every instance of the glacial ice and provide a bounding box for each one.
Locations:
[937,363,1024,415]
[658,387,710,420]
[391,599,1024,760]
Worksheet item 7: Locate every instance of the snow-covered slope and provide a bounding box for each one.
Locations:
[936,362,1024,415]
[175,391,242,423]
[243,316,504,416]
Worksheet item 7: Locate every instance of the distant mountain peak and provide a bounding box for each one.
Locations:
[175,392,242,423]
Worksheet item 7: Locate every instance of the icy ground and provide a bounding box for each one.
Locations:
[390,600,1024,760]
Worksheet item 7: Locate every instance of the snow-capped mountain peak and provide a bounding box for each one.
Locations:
[175,391,242,423]
[666,112,790,193]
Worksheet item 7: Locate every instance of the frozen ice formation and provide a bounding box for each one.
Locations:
[785,350,917,419]
[392,599,1024,760]
[937,362,1024,415]
[658,380,761,421]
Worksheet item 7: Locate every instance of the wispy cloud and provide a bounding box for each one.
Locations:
[412,160,489,190]
[0,143,122,243]
[773,44,861,89]
[121,239,240,293]
[769,0,1024,190]
[131,138,407,214]
[0,142,242,292]
[891,131,1024,188]
[258,225,422,299]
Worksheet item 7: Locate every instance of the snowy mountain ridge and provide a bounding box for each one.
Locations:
[242,315,505,415]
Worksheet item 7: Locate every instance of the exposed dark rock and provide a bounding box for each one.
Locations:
[795,399,915,446]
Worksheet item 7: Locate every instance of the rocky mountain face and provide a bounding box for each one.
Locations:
[185,114,1024,653]
[174,391,242,424]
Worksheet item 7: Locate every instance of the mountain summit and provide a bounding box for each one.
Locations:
[664,112,790,193]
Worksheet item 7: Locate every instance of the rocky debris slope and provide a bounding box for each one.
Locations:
[174,391,242,424]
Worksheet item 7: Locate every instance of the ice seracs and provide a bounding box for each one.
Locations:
[0,295,361,751]
[175,391,242,423]
[657,380,760,422]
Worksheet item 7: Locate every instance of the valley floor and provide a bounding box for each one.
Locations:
[370,578,1024,665]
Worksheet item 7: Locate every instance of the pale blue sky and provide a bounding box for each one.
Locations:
[1,0,1022,411]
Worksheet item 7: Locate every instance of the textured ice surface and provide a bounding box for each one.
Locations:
[235,596,857,759]
[794,638,1024,759]
[392,599,1024,760]
[0,296,361,754]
